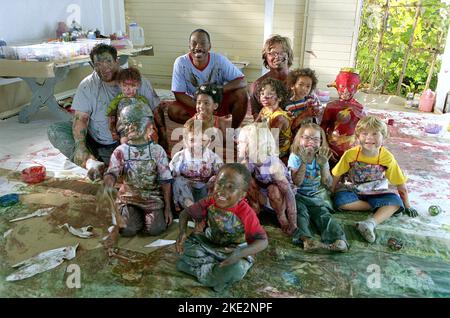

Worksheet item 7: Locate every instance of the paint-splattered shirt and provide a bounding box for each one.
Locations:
[171,52,244,97]
[106,142,172,209]
[185,197,267,244]
[169,148,223,183]
[72,71,160,145]
[332,145,408,186]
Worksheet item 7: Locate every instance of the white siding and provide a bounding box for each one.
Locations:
[303,0,361,90]
[125,0,360,91]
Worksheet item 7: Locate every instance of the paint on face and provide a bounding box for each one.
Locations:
[300,128,321,153]
[357,129,384,156]
[117,103,154,144]
[120,80,140,98]
[213,168,246,209]
[335,71,361,101]
[259,85,281,110]
[292,76,313,100]
[266,43,288,70]
[196,94,217,119]
[93,52,118,82]
[189,32,211,64]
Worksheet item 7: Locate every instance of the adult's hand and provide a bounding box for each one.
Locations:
[73,144,91,167]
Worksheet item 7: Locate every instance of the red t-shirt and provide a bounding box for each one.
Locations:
[185,197,268,244]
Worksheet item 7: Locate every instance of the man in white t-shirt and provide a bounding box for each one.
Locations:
[166,29,248,129]
[47,44,168,169]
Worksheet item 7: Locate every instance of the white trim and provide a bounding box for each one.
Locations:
[435,23,450,112]
[299,0,310,68]
[0,78,22,86]
[262,0,275,75]
[349,0,363,67]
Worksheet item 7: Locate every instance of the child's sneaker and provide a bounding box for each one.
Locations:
[303,238,329,252]
[356,219,376,243]
[328,239,349,252]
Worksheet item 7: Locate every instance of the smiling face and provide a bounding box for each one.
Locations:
[189,31,211,66]
[335,71,360,101]
[300,127,321,154]
[213,168,246,209]
[357,129,384,155]
[266,43,288,70]
[120,80,140,98]
[92,52,120,83]
[292,76,313,100]
[196,93,217,119]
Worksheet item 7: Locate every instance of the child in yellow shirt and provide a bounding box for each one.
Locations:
[331,116,418,243]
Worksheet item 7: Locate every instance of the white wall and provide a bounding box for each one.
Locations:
[302,0,361,91]
[0,0,124,44]
[436,24,450,113]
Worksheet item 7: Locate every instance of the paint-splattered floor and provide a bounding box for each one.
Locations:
[1,91,450,298]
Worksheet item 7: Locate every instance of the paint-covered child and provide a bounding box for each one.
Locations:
[331,116,418,243]
[285,68,321,135]
[106,67,158,144]
[288,123,348,252]
[237,122,297,235]
[176,163,268,292]
[255,77,292,162]
[102,102,173,238]
[170,118,223,213]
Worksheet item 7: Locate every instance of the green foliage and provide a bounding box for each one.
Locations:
[356,0,450,96]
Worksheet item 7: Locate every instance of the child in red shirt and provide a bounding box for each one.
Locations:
[176,163,268,292]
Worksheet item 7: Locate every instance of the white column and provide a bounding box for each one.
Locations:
[262,0,275,75]
[435,24,450,113]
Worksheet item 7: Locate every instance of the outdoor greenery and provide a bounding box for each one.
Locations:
[356,0,450,96]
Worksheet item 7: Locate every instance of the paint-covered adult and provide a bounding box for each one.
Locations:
[249,35,294,119]
[167,29,248,129]
[47,44,167,170]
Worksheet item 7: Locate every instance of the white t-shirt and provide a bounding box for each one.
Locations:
[171,52,244,97]
[72,71,160,145]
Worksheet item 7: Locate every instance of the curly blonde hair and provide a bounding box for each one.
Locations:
[238,122,279,161]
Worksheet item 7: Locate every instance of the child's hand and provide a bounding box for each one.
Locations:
[310,105,320,117]
[176,232,188,254]
[219,249,243,267]
[299,147,313,164]
[404,207,418,218]
[316,146,332,167]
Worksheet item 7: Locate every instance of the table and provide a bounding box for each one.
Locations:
[0,46,154,123]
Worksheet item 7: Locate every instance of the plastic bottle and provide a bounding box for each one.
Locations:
[129,23,145,47]
[405,92,414,108]
[419,89,436,112]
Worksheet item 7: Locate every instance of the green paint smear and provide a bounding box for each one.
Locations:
[1,206,450,297]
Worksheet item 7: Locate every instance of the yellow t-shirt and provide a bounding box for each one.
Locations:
[260,107,292,157]
[332,146,407,185]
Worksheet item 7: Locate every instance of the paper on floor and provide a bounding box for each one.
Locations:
[9,207,54,222]
[59,223,94,238]
[144,239,176,248]
[6,244,78,281]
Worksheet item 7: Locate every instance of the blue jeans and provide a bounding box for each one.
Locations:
[334,191,404,213]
